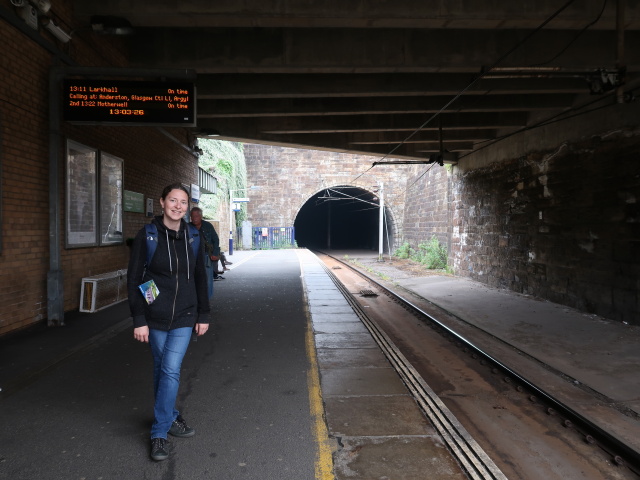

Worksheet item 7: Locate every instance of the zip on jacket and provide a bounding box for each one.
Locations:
[169,233,179,330]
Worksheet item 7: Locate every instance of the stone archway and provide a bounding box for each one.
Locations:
[293,184,397,253]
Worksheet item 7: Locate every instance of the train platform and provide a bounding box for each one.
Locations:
[0,249,638,479]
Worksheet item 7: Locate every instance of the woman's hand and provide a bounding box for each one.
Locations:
[194,323,209,336]
[133,325,149,343]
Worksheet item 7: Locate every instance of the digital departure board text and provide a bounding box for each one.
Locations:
[63,80,196,126]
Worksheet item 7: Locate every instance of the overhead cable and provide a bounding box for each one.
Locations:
[352,0,579,182]
[527,0,608,67]
[459,90,622,158]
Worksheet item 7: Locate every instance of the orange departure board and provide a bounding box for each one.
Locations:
[63,79,196,126]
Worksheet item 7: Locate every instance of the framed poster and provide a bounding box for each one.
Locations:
[99,153,123,245]
[66,140,97,247]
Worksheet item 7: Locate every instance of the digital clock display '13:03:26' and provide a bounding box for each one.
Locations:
[109,109,145,115]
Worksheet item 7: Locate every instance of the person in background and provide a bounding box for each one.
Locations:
[220,250,232,271]
[208,220,226,280]
[127,183,210,462]
[189,206,219,292]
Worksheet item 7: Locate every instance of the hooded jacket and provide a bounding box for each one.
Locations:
[127,216,210,330]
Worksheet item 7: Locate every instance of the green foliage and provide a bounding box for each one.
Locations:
[215,158,234,177]
[395,242,412,259]
[346,257,392,282]
[415,236,448,269]
[395,237,449,270]
[198,140,247,226]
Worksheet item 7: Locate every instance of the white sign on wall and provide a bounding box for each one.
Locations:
[191,184,200,202]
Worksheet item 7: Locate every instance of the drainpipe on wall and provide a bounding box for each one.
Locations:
[616,0,626,104]
[48,66,65,326]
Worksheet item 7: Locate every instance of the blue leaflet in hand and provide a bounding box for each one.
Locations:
[139,279,160,304]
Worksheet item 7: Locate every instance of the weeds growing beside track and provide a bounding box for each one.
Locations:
[343,256,393,282]
[395,236,452,273]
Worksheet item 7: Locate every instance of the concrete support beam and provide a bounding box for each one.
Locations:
[347,130,498,144]
[253,112,528,134]
[75,1,637,30]
[127,28,640,73]
[197,94,576,118]
[72,1,640,160]
[196,73,590,99]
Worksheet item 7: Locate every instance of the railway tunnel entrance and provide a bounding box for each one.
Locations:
[294,185,394,252]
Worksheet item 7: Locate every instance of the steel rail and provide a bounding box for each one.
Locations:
[318,252,640,476]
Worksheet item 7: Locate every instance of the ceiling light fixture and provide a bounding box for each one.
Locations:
[33,0,51,14]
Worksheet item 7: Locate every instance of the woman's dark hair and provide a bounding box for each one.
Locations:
[160,183,190,200]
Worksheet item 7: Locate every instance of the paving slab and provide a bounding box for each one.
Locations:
[312,321,369,334]
[314,332,380,349]
[306,291,350,301]
[325,395,436,436]
[308,298,353,307]
[310,304,358,315]
[316,347,391,369]
[310,312,361,323]
[320,367,409,396]
[333,436,468,480]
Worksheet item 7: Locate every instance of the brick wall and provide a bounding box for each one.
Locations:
[60,125,197,314]
[1,9,58,333]
[243,143,412,246]
[0,0,199,336]
[402,163,451,251]
[244,132,639,325]
[451,129,640,324]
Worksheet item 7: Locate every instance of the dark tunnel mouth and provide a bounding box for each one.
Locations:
[293,185,392,252]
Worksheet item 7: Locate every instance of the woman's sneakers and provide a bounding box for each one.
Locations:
[150,416,194,460]
[169,415,195,438]
[150,438,168,461]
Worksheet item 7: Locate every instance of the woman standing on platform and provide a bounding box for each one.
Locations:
[127,183,210,461]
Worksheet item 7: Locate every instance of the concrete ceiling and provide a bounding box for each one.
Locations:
[75,1,640,162]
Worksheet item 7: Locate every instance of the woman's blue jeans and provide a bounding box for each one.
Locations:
[148,327,192,439]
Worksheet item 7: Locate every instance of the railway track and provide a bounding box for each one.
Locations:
[315,252,640,480]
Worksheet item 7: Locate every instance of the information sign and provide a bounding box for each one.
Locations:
[124,190,145,213]
[63,79,196,126]
[191,184,200,203]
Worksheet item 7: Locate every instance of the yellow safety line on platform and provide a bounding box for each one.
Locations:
[305,310,335,479]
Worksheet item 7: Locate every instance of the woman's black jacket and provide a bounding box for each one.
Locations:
[127,216,210,331]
